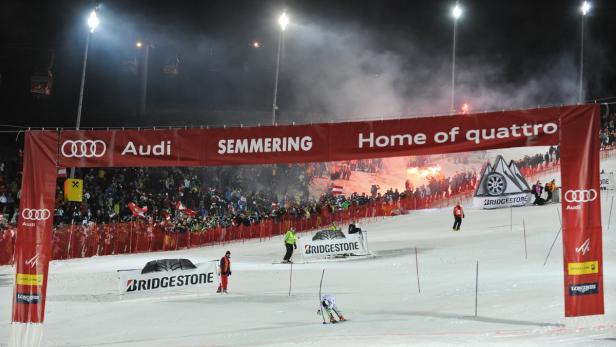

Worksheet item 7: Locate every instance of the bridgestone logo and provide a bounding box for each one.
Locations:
[483,196,529,206]
[126,273,214,292]
[305,242,359,255]
[569,282,599,296]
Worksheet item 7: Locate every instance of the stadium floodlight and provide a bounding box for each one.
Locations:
[581,1,591,16]
[278,12,289,31]
[452,4,462,20]
[88,10,100,33]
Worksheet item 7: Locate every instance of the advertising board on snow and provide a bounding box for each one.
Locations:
[473,155,532,209]
[299,231,369,258]
[117,259,217,295]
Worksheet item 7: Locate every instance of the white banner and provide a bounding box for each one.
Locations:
[117,262,217,295]
[473,192,532,209]
[299,233,369,258]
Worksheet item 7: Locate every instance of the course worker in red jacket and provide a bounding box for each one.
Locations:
[217,250,231,293]
[453,202,465,231]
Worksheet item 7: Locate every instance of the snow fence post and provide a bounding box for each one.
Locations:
[510,206,513,232]
[607,196,614,231]
[415,247,421,294]
[474,260,479,317]
[543,227,561,266]
[523,218,528,260]
[288,262,293,296]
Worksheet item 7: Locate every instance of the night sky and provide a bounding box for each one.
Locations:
[0,0,615,129]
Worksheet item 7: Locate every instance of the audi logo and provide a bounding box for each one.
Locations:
[564,189,597,203]
[21,209,51,221]
[61,140,106,158]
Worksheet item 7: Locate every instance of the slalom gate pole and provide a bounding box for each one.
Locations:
[510,206,513,232]
[608,196,614,231]
[523,218,528,260]
[556,207,562,228]
[318,269,327,324]
[415,247,421,293]
[474,260,479,317]
[543,227,561,266]
[288,262,293,296]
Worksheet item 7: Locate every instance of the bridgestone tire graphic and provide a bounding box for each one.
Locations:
[485,172,507,196]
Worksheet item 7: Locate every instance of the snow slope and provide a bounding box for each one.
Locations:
[1,155,616,346]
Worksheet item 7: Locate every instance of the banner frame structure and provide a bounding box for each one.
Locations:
[10,104,603,345]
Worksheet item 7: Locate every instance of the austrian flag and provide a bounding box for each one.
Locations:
[127,202,148,218]
[331,185,343,195]
[176,201,197,216]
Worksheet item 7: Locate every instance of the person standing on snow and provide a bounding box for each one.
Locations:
[319,294,346,323]
[283,227,297,263]
[453,201,464,231]
[216,250,231,293]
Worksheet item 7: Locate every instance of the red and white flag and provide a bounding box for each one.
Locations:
[127,202,148,218]
[176,201,197,217]
[159,210,171,221]
[331,185,343,195]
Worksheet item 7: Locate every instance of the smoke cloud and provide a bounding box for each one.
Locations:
[282,22,580,123]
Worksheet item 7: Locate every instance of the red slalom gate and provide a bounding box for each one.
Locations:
[10,105,604,346]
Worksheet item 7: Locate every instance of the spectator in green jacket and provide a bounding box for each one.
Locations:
[283,227,297,263]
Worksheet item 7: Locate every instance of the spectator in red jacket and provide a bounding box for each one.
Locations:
[217,250,231,293]
[453,201,464,231]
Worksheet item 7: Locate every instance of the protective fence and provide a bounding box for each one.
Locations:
[0,197,422,264]
[9,105,604,347]
[0,148,583,265]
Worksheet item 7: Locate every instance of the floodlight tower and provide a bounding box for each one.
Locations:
[578,1,591,103]
[450,2,462,113]
[71,8,99,178]
[272,12,289,125]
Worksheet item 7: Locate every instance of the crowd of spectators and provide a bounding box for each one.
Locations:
[0,142,568,236]
[601,112,616,149]
[513,145,560,175]
[0,150,21,231]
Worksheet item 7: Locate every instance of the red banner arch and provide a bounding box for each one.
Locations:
[11,105,603,344]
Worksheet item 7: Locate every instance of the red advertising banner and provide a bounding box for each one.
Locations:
[12,131,58,325]
[58,129,204,168]
[559,106,603,316]
[328,108,561,161]
[204,123,331,165]
[11,105,604,342]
